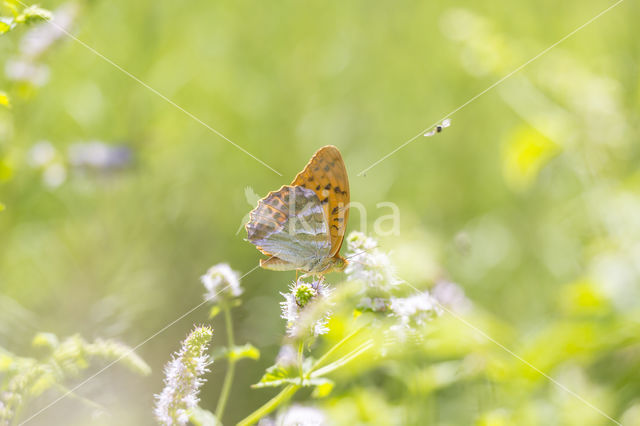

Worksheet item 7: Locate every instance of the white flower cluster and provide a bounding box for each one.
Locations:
[6,3,77,87]
[390,291,442,329]
[0,398,10,425]
[388,291,442,342]
[280,278,332,338]
[344,232,402,292]
[275,344,298,367]
[20,3,77,59]
[431,280,472,314]
[201,263,243,303]
[275,404,328,426]
[26,140,133,188]
[27,141,67,188]
[68,141,132,171]
[344,232,445,338]
[258,404,328,426]
[154,326,213,426]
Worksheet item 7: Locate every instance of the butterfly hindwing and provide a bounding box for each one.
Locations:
[246,185,332,270]
[291,145,350,256]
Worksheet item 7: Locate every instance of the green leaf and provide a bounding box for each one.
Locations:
[253,359,321,388]
[15,5,52,24]
[29,370,57,396]
[0,158,13,181]
[3,2,19,17]
[0,353,14,370]
[228,343,260,361]
[311,379,334,398]
[253,364,300,388]
[0,19,12,35]
[0,90,10,107]
[502,126,559,191]
[189,406,219,426]
[213,343,260,362]
[32,332,60,351]
[0,202,5,212]
[208,305,221,318]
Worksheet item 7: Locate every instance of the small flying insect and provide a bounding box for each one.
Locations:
[424,118,451,137]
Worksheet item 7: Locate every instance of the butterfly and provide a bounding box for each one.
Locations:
[245,145,350,274]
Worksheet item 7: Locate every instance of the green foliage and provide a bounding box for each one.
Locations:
[0,332,150,425]
[2,0,640,424]
[0,2,51,36]
[13,5,51,24]
[253,360,314,389]
[0,19,12,34]
[0,92,9,108]
[225,344,260,362]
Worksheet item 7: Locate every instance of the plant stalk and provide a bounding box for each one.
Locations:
[297,339,304,384]
[215,304,236,420]
[237,384,299,426]
[310,325,365,372]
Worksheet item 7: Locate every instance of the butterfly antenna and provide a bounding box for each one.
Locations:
[345,245,380,260]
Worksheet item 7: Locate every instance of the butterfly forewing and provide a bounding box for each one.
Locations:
[291,145,350,256]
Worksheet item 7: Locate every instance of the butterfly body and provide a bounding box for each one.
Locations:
[246,146,349,275]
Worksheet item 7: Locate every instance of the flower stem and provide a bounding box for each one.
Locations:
[297,339,304,384]
[311,339,374,378]
[310,325,365,373]
[237,384,300,426]
[215,304,236,420]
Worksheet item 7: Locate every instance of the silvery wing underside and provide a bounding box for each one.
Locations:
[246,185,331,271]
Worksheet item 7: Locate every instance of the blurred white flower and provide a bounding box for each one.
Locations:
[390,291,441,332]
[0,399,10,425]
[5,59,50,86]
[27,141,67,188]
[275,404,328,426]
[42,163,67,188]
[345,232,402,292]
[20,3,77,59]
[275,344,297,367]
[154,326,213,426]
[280,278,332,338]
[200,263,243,303]
[27,141,56,167]
[68,141,132,171]
[431,280,472,314]
[357,296,390,313]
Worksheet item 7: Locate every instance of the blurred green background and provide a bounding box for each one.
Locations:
[1,0,640,424]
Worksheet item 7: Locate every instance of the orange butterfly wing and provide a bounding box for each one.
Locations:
[291,145,349,256]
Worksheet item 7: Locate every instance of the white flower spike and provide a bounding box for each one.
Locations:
[154,326,213,426]
[345,232,402,292]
